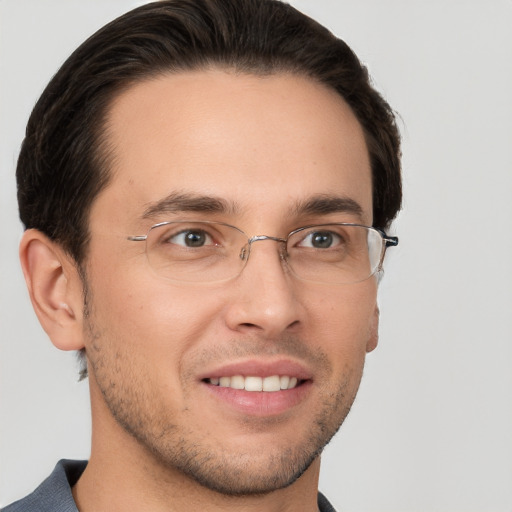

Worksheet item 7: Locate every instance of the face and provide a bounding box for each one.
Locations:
[82,70,378,495]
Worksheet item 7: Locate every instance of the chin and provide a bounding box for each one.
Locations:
[161,442,322,496]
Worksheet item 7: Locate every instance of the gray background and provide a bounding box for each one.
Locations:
[1,1,511,510]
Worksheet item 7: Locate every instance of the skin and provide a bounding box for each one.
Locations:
[21,70,379,512]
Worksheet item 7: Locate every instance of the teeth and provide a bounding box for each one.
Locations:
[230,375,245,390]
[263,375,281,392]
[219,377,231,387]
[245,376,263,392]
[208,375,301,392]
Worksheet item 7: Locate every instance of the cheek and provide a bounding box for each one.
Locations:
[85,264,227,367]
[306,282,377,358]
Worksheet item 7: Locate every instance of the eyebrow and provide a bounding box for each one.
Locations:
[141,192,239,219]
[140,191,363,221]
[292,194,364,218]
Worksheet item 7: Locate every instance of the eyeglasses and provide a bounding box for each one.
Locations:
[127,220,398,284]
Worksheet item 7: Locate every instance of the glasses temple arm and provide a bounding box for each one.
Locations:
[384,236,399,248]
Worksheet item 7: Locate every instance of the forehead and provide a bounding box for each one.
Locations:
[92,69,372,229]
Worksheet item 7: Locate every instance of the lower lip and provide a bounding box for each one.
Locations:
[203,380,312,417]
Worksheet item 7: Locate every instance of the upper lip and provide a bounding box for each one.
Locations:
[198,359,313,381]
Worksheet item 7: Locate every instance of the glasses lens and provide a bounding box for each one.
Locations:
[143,222,385,284]
[145,221,246,282]
[287,225,384,284]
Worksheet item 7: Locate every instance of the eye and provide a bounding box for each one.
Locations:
[297,230,342,249]
[167,229,215,248]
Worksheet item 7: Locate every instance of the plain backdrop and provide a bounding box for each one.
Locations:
[1,1,511,510]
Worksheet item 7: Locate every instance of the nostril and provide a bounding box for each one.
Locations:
[239,322,260,329]
[287,320,300,330]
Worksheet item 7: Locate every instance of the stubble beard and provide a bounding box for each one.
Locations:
[83,287,363,496]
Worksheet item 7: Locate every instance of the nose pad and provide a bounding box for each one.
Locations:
[239,245,249,262]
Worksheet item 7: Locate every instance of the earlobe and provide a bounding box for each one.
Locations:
[366,306,379,353]
[19,229,85,351]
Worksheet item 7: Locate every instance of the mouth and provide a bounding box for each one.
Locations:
[199,360,313,416]
[204,375,302,392]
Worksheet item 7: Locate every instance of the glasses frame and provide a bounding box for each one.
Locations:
[127,220,398,284]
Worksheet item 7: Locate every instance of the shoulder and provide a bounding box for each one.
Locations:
[318,491,338,512]
[2,460,87,512]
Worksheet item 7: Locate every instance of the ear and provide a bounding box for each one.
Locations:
[366,305,379,353]
[19,229,85,351]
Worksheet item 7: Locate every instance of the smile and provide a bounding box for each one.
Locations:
[207,375,300,392]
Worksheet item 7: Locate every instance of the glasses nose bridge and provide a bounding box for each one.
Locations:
[248,234,287,245]
[240,234,288,262]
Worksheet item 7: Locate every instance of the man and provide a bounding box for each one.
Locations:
[4,0,401,510]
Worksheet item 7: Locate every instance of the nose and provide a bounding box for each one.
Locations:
[224,238,304,337]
